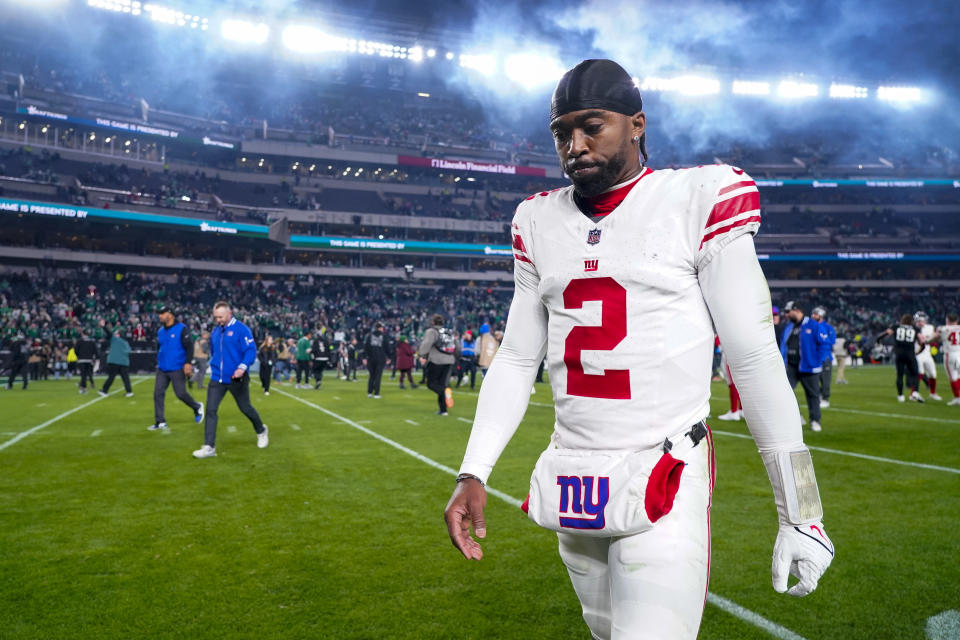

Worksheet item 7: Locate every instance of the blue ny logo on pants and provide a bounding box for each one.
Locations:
[557,475,609,530]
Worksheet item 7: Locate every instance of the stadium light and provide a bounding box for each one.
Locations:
[459,53,497,76]
[282,25,349,53]
[778,80,819,98]
[732,80,770,96]
[640,75,720,96]
[408,46,424,62]
[221,19,269,45]
[427,48,436,58]
[829,83,868,99]
[877,86,924,103]
[504,53,564,88]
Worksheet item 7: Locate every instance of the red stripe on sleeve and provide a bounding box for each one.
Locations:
[717,180,756,197]
[514,253,534,265]
[699,215,761,249]
[705,191,760,229]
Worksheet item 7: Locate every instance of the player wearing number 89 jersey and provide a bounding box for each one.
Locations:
[443,59,833,640]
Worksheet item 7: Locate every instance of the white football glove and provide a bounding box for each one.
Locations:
[772,521,834,597]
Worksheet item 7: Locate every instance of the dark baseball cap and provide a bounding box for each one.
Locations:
[158,306,174,315]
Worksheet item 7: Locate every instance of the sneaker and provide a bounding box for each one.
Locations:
[811,421,822,432]
[368,393,373,398]
[257,425,269,449]
[125,392,134,398]
[897,395,905,403]
[717,410,742,421]
[148,422,168,431]
[436,410,448,416]
[910,391,925,403]
[192,444,217,458]
[373,394,381,399]
[800,415,808,425]
[195,402,204,423]
[97,390,108,398]
[78,388,87,394]
[929,393,943,401]
[948,398,960,406]
[264,391,270,396]
[314,382,321,390]
[820,399,830,408]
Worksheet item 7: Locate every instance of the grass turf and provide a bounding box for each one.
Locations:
[0,365,957,639]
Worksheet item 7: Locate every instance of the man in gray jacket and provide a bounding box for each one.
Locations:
[99,330,134,397]
[417,314,460,415]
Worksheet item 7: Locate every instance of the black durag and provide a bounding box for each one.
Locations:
[550,59,643,122]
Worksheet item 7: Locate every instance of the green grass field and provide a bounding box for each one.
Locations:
[1,366,958,640]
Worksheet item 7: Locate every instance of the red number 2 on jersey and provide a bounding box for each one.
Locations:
[562,277,631,399]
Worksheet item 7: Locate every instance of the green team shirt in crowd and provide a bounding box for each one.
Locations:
[296,336,312,361]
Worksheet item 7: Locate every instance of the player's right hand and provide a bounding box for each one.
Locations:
[444,479,487,561]
[772,521,835,596]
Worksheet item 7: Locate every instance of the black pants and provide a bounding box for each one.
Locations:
[102,364,132,394]
[456,357,477,389]
[78,362,94,389]
[536,359,545,383]
[259,363,273,392]
[368,358,385,395]
[819,359,832,400]
[312,360,326,387]
[426,362,451,413]
[7,361,28,389]
[203,374,264,447]
[786,364,821,423]
[154,369,201,424]
[296,360,311,384]
[894,351,919,395]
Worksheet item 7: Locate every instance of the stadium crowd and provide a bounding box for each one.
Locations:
[2,267,956,381]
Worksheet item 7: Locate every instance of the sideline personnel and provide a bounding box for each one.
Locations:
[192,301,268,458]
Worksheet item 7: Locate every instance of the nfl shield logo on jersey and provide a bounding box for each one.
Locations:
[587,228,602,245]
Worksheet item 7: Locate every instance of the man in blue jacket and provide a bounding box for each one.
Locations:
[811,307,836,408]
[779,301,825,432]
[193,300,267,458]
[151,306,203,430]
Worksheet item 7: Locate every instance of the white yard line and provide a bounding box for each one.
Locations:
[227,425,237,433]
[456,417,472,424]
[826,406,958,425]
[711,430,960,475]
[0,378,147,452]
[272,387,809,640]
[404,419,420,426]
[290,423,302,431]
[90,430,102,437]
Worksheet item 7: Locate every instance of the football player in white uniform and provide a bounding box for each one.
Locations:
[443,59,834,640]
[913,312,942,400]
[938,312,960,405]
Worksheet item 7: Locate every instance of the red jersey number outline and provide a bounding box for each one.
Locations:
[562,277,631,399]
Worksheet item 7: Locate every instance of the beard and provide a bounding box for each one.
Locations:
[564,144,631,197]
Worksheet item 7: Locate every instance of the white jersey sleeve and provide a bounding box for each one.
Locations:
[695,166,762,270]
[458,204,548,483]
[698,233,804,452]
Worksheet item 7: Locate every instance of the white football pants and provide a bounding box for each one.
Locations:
[916,352,937,380]
[557,432,715,640]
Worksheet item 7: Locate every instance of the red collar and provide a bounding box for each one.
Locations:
[576,167,652,218]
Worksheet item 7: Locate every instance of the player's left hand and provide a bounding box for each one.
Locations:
[232,368,246,380]
[183,363,193,376]
[772,521,835,597]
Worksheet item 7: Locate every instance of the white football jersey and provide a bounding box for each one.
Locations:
[511,165,760,451]
[940,324,960,356]
[916,324,934,356]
